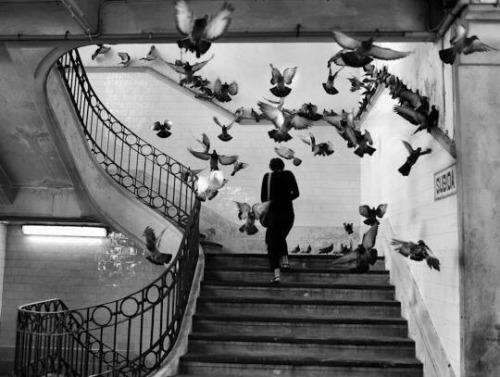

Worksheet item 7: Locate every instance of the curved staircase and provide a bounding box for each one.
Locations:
[176,250,423,377]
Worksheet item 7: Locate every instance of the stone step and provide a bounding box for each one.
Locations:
[196,297,401,318]
[200,281,395,300]
[203,268,390,285]
[192,314,409,339]
[188,333,416,359]
[179,354,423,377]
[204,252,386,270]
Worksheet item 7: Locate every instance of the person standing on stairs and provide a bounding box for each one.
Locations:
[261,157,300,284]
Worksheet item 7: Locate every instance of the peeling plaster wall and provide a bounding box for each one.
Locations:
[81,43,364,251]
[360,42,459,374]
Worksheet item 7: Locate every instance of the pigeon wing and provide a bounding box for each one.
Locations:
[218,154,239,165]
[364,130,373,144]
[359,205,371,218]
[282,67,297,84]
[394,106,421,125]
[270,64,281,85]
[234,201,251,220]
[204,2,235,40]
[450,24,467,45]
[331,29,362,50]
[213,78,222,95]
[191,55,214,72]
[299,134,312,146]
[390,239,411,257]
[258,101,285,129]
[143,226,157,252]
[165,61,187,74]
[362,224,379,250]
[188,148,211,160]
[174,0,194,35]
[368,45,413,60]
[213,116,224,128]
[401,140,415,155]
[468,39,498,54]
[376,204,388,218]
[274,146,294,159]
[290,114,312,130]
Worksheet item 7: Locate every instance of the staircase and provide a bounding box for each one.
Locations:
[176,250,423,377]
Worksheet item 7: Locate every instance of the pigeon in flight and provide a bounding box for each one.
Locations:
[348,75,372,92]
[439,23,497,65]
[353,129,376,158]
[181,166,204,183]
[213,79,238,102]
[117,52,131,67]
[269,65,298,97]
[213,116,236,141]
[274,146,302,166]
[188,146,238,171]
[299,133,335,156]
[322,67,343,95]
[391,239,440,271]
[394,105,439,135]
[231,160,248,176]
[174,0,235,58]
[330,224,379,272]
[164,55,213,86]
[143,226,173,266]
[140,45,158,61]
[398,141,432,176]
[195,170,228,201]
[234,201,267,235]
[258,100,312,143]
[298,103,323,121]
[91,44,111,60]
[194,133,210,153]
[329,30,412,68]
[359,204,387,226]
[152,120,173,139]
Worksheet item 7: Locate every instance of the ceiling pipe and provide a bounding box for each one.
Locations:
[436,0,469,39]
[59,0,98,36]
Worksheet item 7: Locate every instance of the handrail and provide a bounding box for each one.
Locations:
[58,49,196,227]
[14,48,202,377]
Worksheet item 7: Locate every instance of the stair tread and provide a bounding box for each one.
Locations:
[198,296,400,306]
[205,266,389,274]
[181,353,422,368]
[205,252,385,260]
[201,280,394,290]
[193,313,407,324]
[189,333,414,345]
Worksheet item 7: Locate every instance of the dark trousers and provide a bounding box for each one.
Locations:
[265,209,294,270]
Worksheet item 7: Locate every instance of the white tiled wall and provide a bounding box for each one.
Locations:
[360,42,460,374]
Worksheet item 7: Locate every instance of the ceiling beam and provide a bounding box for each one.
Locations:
[0,0,444,42]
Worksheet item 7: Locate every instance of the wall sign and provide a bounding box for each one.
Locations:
[434,164,457,200]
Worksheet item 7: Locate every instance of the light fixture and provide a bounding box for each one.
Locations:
[22,225,108,238]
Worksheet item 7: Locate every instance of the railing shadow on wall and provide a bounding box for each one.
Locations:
[14,48,202,377]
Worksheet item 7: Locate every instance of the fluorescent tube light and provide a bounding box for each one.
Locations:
[22,225,107,238]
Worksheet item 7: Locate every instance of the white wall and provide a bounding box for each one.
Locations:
[360,42,460,374]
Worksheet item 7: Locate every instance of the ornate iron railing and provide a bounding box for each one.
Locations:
[15,201,200,377]
[57,49,196,227]
[14,48,202,377]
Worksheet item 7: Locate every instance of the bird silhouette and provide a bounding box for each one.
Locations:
[181,166,204,183]
[194,133,210,153]
[195,170,228,201]
[195,86,214,101]
[322,67,343,95]
[298,103,323,121]
[269,65,298,97]
[91,44,111,60]
[231,160,248,176]
[324,112,358,149]
[330,224,379,272]
[353,129,376,157]
[258,100,312,143]
[439,23,497,65]
[189,75,211,89]
[348,75,372,92]
[188,147,238,171]
[359,204,387,226]
[318,243,334,254]
[251,108,262,123]
[213,79,238,102]
[140,45,158,61]
[213,116,235,141]
[117,52,131,67]
[343,222,354,235]
[151,120,173,139]
[143,226,173,266]
[290,245,301,254]
[299,133,335,156]
[329,30,412,67]
[174,0,234,58]
[164,55,213,86]
[234,201,262,235]
[274,146,302,166]
[391,239,440,271]
[394,104,439,135]
[398,141,432,176]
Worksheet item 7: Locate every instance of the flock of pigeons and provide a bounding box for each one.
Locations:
[89,1,496,269]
